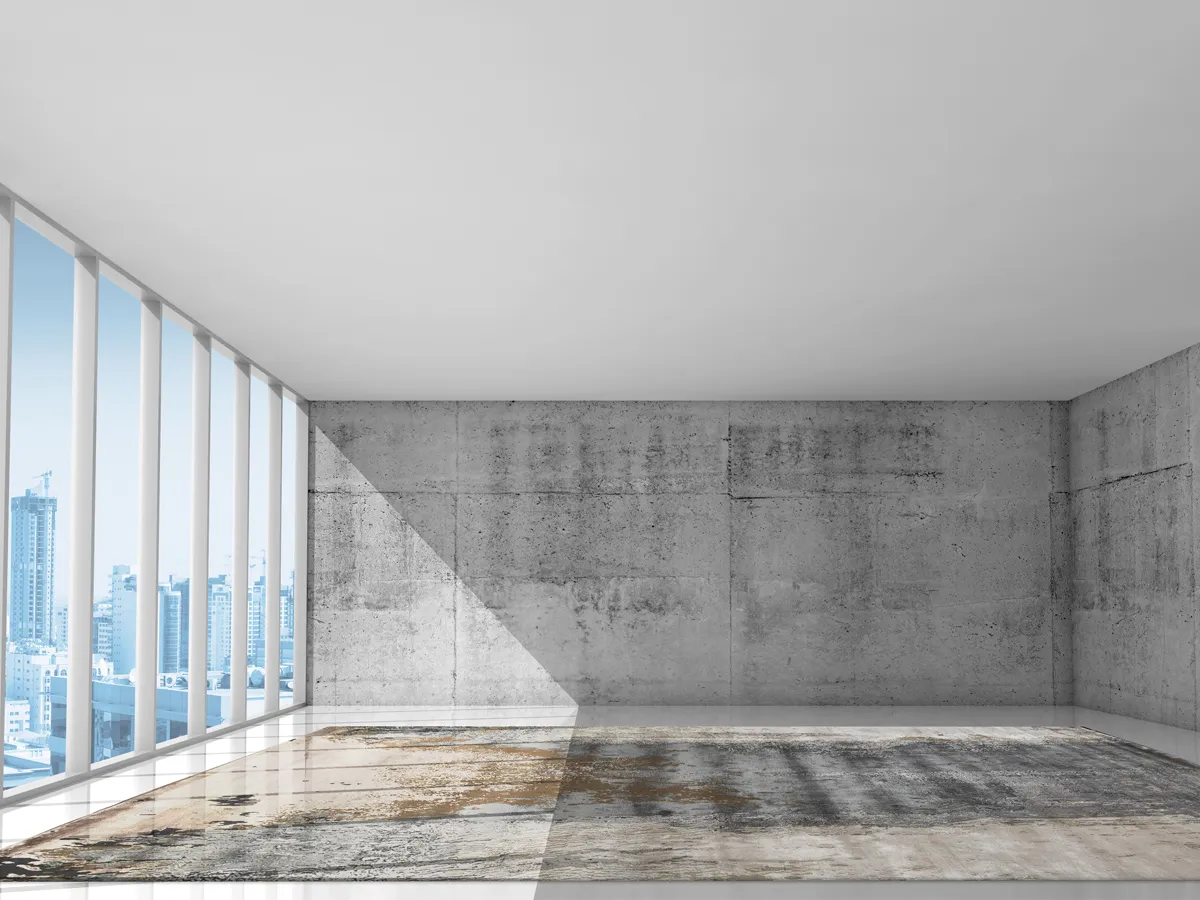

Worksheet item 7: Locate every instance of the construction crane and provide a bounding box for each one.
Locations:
[32,470,51,496]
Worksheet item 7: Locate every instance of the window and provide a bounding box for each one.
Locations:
[206,350,235,728]
[4,221,73,788]
[246,375,269,719]
[91,276,141,764]
[156,318,192,742]
[280,397,297,708]
[0,193,307,796]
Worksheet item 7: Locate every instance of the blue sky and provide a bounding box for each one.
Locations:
[9,220,297,605]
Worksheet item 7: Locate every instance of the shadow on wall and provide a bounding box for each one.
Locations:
[309,426,575,707]
[309,400,1069,708]
[309,401,738,707]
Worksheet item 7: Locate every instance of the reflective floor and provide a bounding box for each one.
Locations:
[2,705,1199,899]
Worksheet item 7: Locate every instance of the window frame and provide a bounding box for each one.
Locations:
[0,185,309,804]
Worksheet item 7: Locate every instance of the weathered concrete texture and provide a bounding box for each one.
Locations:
[455,582,576,707]
[454,487,731,703]
[458,578,731,705]
[458,401,728,494]
[731,493,1051,704]
[1070,468,1197,729]
[1048,493,1074,705]
[1193,345,1200,732]
[733,495,1049,608]
[311,401,457,494]
[731,402,1051,498]
[1050,401,1071,494]
[729,402,1055,705]
[1048,401,1073,705]
[310,402,733,706]
[22,726,1200,881]
[310,400,1063,706]
[456,493,729,579]
[308,489,457,705]
[1065,347,1200,731]
[1068,349,1189,491]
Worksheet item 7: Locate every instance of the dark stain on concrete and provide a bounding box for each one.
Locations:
[545,727,1200,834]
[210,795,257,807]
[9,726,1200,882]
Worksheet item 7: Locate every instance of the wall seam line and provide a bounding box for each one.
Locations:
[1191,351,1199,731]
[1072,462,1191,493]
[727,400,733,706]
[1049,401,1057,707]
[453,401,460,708]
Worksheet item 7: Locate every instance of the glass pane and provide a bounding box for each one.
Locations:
[280,398,296,708]
[91,276,140,764]
[5,221,72,788]
[246,376,268,719]
[155,318,191,743]
[206,351,235,728]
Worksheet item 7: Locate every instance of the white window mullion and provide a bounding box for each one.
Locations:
[292,400,308,706]
[65,253,99,775]
[0,196,15,792]
[230,360,250,724]
[188,334,211,736]
[134,298,162,753]
[265,384,282,714]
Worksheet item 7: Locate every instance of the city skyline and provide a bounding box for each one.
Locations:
[8,496,298,785]
[6,552,297,783]
[8,220,298,603]
[5,220,301,789]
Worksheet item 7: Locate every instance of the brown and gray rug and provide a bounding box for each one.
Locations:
[4,725,1200,880]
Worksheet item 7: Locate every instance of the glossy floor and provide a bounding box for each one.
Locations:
[2,705,1200,898]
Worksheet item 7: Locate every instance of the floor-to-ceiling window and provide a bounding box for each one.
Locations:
[0,192,307,799]
[90,276,140,763]
[280,397,297,708]
[206,350,235,728]
[4,222,72,789]
[156,317,192,742]
[246,375,268,719]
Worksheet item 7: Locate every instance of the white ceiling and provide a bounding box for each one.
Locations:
[2,1,1199,401]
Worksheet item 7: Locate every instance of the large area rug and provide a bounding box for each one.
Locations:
[4,725,1200,880]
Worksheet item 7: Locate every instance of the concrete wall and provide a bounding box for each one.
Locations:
[309,401,1064,706]
[1067,348,1199,730]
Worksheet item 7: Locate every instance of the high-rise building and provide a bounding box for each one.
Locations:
[207,576,233,673]
[281,570,295,640]
[4,647,66,735]
[173,578,190,670]
[92,598,113,662]
[157,584,183,674]
[110,565,131,598]
[4,698,31,737]
[52,603,69,651]
[9,484,58,645]
[279,573,295,668]
[248,575,266,668]
[110,566,137,675]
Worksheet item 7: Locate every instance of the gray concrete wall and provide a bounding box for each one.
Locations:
[1066,348,1199,730]
[309,401,1063,706]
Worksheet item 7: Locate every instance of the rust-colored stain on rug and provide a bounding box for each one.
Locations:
[4,725,1200,880]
